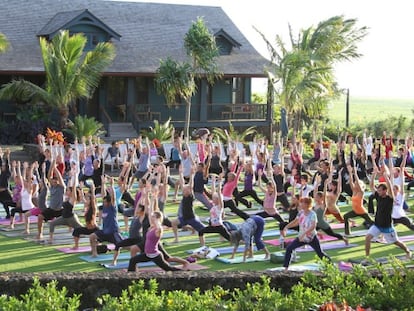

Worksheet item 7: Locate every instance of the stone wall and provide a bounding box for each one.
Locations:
[0,271,305,310]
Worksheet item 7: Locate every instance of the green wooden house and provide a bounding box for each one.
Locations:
[0,0,271,137]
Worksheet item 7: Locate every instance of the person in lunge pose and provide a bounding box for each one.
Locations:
[282,197,331,271]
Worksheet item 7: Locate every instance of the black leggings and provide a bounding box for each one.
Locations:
[393,217,414,231]
[344,211,373,235]
[317,226,346,240]
[199,225,231,241]
[0,190,12,217]
[224,199,249,220]
[128,253,181,272]
[72,226,98,237]
[235,189,263,207]
[256,211,286,230]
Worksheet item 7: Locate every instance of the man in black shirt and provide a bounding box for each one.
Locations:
[365,168,411,259]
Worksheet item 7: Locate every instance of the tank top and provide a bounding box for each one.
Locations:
[263,192,277,215]
[21,188,34,211]
[145,227,161,257]
[351,195,367,214]
[209,204,223,226]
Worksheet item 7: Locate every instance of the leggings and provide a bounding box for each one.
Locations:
[72,226,98,237]
[224,199,249,220]
[343,211,373,235]
[49,215,82,233]
[235,189,263,207]
[317,226,346,240]
[128,253,181,272]
[284,235,330,268]
[255,211,286,230]
[0,190,12,217]
[393,217,414,231]
[199,225,231,241]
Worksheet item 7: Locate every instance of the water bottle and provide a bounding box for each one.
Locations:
[279,236,285,249]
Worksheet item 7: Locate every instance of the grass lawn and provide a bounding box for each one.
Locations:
[328,96,414,124]
[1,190,414,273]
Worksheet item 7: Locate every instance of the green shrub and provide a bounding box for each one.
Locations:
[0,277,80,311]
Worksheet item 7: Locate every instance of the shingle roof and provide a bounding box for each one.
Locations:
[0,0,268,76]
[37,9,122,40]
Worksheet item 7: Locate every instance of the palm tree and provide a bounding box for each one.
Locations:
[155,17,222,142]
[258,16,367,135]
[0,30,115,128]
[0,32,9,53]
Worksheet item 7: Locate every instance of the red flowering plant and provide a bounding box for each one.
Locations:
[45,128,66,145]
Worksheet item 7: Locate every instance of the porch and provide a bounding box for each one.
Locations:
[100,102,272,136]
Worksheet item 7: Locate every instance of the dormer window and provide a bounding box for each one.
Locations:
[37,9,121,49]
[214,29,241,55]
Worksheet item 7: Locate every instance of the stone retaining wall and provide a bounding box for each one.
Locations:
[0,271,304,310]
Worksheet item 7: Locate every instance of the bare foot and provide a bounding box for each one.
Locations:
[172,239,179,243]
[344,237,349,246]
[22,230,30,235]
[37,234,43,240]
[406,251,412,260]
[71,246,79,250]
[91,253,98,258]
[182,262,190,270]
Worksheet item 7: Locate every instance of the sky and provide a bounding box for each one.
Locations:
[119,0,414,99]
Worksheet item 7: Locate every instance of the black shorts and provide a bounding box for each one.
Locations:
[42,209,63,222]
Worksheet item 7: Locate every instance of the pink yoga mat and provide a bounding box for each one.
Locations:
[264,234,337,246]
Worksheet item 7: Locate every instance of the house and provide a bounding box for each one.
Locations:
[0,0,272,137]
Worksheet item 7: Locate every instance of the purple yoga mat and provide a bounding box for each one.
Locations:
[264,234,337,246]
[295,242,357,252]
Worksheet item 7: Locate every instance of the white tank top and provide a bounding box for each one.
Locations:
[21,188,34,211]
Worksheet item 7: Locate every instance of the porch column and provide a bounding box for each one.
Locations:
[199,80,207,122]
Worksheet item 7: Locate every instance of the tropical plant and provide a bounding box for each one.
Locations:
[63,115,106,141]
[258,16,368,136]
[0,30,115,129]
[155,17,222,142]
[0,32,9,53]
[140,117,174,142]
[212,121,257,143]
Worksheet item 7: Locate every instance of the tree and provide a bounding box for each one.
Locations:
[258,16,367,136]
[0,30,115,128]
[155,17,222,142]
[0,32,9,53]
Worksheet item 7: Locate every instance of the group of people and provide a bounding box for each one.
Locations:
[0,127,413,272]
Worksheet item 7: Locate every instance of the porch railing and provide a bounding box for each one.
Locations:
[137,102,268,122]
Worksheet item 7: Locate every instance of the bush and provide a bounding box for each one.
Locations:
[0,277,80,311]
[3,260,414,310]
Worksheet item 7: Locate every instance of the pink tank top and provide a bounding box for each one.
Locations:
[145,228,161,256]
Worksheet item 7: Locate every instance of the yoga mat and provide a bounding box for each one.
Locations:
[264,234,337,247]
[79,252,131,262]
[215,253,269,264]
[56,244,115,254]
[330,223,345,229]
[267,263,321,272]
[376,235,414,243]
[0,216,37,225]
[102,260,155,269]
[137,263,208,273]
[186,245,257,255]
[295,242,357,253]
[345,229,368,237]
